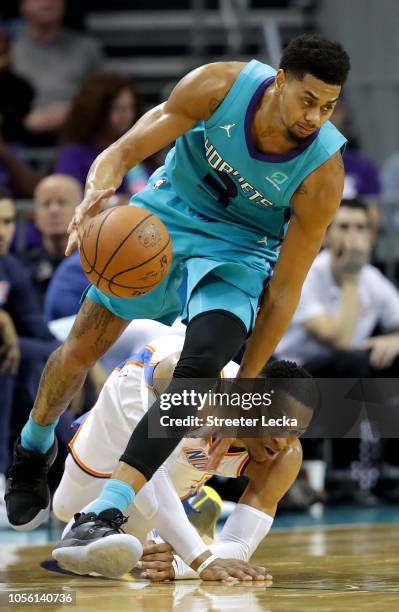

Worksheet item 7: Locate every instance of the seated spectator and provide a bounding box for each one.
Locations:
[275,198,399,504]
[331,101,381,233]
[55,73,159,196]
[0,194,60,522]
[0,29,41,199]
[21,174,82,303]
[0,28,34,144]
[11,0,103,142]
[275,198,399,371]
[45,250,88,321]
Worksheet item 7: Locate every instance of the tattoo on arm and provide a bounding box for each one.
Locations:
[73,299,126,357]
[32,299,127,423]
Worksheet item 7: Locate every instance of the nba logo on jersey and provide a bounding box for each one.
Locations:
[183,447,209,470]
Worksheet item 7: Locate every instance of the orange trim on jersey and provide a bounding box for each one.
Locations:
[68,411,111,477]
[236,454,250,476]
[68,412,90,448]
[180,491,193,501]
[69,443,112,478]
[125,360,145,368]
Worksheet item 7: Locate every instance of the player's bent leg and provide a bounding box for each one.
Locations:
[5,298,129,531]
[52,455,104,523]
[32,298,130,427]
[117,309,246,484]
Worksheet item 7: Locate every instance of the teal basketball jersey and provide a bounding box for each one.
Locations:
[162,59,346,255]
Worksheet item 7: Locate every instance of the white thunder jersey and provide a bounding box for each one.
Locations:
[69,335,249,499]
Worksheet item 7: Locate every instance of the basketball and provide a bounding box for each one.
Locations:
[79,206,173,298]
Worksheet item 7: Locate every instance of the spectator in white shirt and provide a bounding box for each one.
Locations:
[275,198,399,375]
[275,198,399,505]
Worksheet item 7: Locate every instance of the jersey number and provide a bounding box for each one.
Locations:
[202,172,238,208]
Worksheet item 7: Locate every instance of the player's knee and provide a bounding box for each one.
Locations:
[52,484,77,523]
[174,349,226,378]
[176,310,246,379]
[60,338,96,371]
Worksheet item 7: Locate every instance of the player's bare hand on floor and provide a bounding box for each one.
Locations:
[200,558,271,582]
[65,187,116,255]
[137,543,272,583]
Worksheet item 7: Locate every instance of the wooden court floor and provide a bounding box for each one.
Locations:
[1,524,399,611]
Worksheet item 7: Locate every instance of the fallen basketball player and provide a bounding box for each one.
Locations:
[52,334,315,581]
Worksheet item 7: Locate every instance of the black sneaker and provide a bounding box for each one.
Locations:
[52,508,143,578]
[5,437,58,531]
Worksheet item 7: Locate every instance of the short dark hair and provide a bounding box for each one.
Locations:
[340,198,369,214]
[280,33,350,86]
[262,360,318,412]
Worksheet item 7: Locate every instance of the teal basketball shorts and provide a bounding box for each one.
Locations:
[85,179,274,334]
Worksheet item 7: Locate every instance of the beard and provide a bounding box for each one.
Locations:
[285,126,311,145]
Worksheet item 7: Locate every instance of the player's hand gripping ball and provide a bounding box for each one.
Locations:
[79,206,173,297]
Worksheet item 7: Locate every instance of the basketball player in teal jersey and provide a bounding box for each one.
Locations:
[6,33,349,578]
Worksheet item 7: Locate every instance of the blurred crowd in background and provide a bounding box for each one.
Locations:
[1,0,399,525]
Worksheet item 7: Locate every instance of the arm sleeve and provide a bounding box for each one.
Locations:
[134,466,208,565]
[172,503,273,579]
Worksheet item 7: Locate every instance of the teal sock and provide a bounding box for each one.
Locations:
[21,411,59,454]
[85,479,135,515]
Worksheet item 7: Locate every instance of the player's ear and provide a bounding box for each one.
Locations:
[274,69,286,95]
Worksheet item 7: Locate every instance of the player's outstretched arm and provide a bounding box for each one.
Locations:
[202,443,302,566]
[145,444,303,581]
[239,152,345,377]
[240,441,303,516]
[65,62,243,255]
[136,467,268,582]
